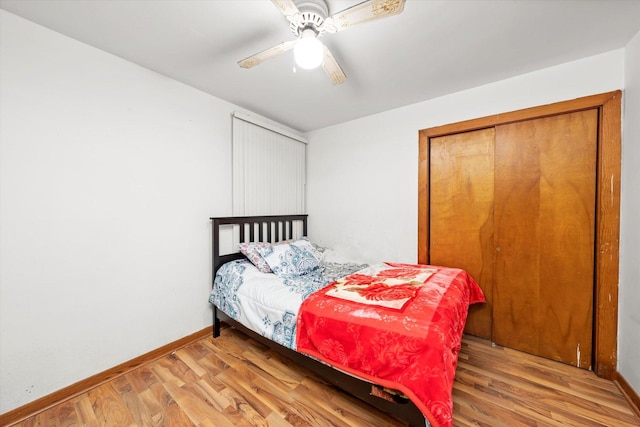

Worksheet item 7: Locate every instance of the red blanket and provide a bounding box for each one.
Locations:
[296,262,485,427]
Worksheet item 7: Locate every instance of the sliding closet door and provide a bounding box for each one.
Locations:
[492,109,597,368]
[421,92,620,376]
[429,128,495,339]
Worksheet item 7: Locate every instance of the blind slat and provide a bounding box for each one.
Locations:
[232,117,306,216]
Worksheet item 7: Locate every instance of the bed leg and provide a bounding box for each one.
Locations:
[213,306,221,338]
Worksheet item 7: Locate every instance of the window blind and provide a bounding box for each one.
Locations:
[232,113,306,216]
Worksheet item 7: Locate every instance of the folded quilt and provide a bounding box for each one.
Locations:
[325,264,437,310]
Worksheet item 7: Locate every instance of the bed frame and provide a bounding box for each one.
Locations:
[210,215,426,427]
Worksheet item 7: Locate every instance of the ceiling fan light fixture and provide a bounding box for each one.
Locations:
[238,0,406,84]
[293,28,324,69]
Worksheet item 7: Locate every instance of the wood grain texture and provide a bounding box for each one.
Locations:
[419,91,621,139]
[593,92,622,379]
[0,327,211,426]
[429,128,495,339]
[418,129,430,265]
[455,335,639,427]
[616,373,640,419]
[493,110,597,368]
[418,90,622,379]
[6,327,638,427]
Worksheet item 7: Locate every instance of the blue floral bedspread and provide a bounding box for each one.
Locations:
[210,259,367,350]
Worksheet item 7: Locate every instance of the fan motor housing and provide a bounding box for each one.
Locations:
[290,0,329,36]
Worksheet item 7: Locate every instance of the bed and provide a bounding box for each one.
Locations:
[209,215,485,427]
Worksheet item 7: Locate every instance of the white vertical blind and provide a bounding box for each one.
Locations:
[232,114,306,215]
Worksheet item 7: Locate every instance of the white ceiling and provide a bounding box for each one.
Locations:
[2,0,640,132]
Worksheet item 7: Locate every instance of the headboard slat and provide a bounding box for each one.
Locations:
[249,222,255,241]
[210,215,308,278]
[239,223,245,243]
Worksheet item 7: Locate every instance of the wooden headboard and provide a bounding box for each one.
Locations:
[210,214,308,276]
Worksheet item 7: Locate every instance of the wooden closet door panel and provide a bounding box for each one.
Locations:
[429,128,495,338]
[493,109,597,368]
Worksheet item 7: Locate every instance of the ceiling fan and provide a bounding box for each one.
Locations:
[238,0,406,85]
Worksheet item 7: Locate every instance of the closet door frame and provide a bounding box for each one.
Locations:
[418,90,621,380]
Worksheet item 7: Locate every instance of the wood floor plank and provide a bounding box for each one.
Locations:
[111,375,156,426]
[195,377,231,413]
[453,389,534,427]
[300,378,401,427]
[230,363,299,420]
[458,338,638,425]
[239,356,301,397]
[264,411,296,427]
[7,328,639,427]
[136,389,164,423]
[216,366,274,419]
[122,367,158,394]
[218,385,269,427]
[147,381,192,427]
[86,383,136,426]
[50,399,78,427]
[150,354,198,387]
[240,343,308,387]
[161,381,220,426]
[73,395,99,427]
[174,348,208,378]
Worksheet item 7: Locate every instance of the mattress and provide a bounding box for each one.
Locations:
[209,258,367,349]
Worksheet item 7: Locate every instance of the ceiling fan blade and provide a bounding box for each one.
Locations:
[322,46,347,85]
[271,0,299,18]
[238,40,296,69]
[323,0,406,33]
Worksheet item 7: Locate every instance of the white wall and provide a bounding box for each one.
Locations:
[2,7,638,417]
[0,10,239,413]
[619,29,640,395]
[306,49,625,264]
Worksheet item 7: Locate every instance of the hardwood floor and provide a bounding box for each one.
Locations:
[9,327,639,427]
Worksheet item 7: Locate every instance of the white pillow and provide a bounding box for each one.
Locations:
[321,247,369,264]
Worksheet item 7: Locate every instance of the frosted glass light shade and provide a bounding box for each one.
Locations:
[294,35,324,69]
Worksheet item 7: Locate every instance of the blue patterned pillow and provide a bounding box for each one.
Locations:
[258,239,320,278]
[238,239,293,273]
